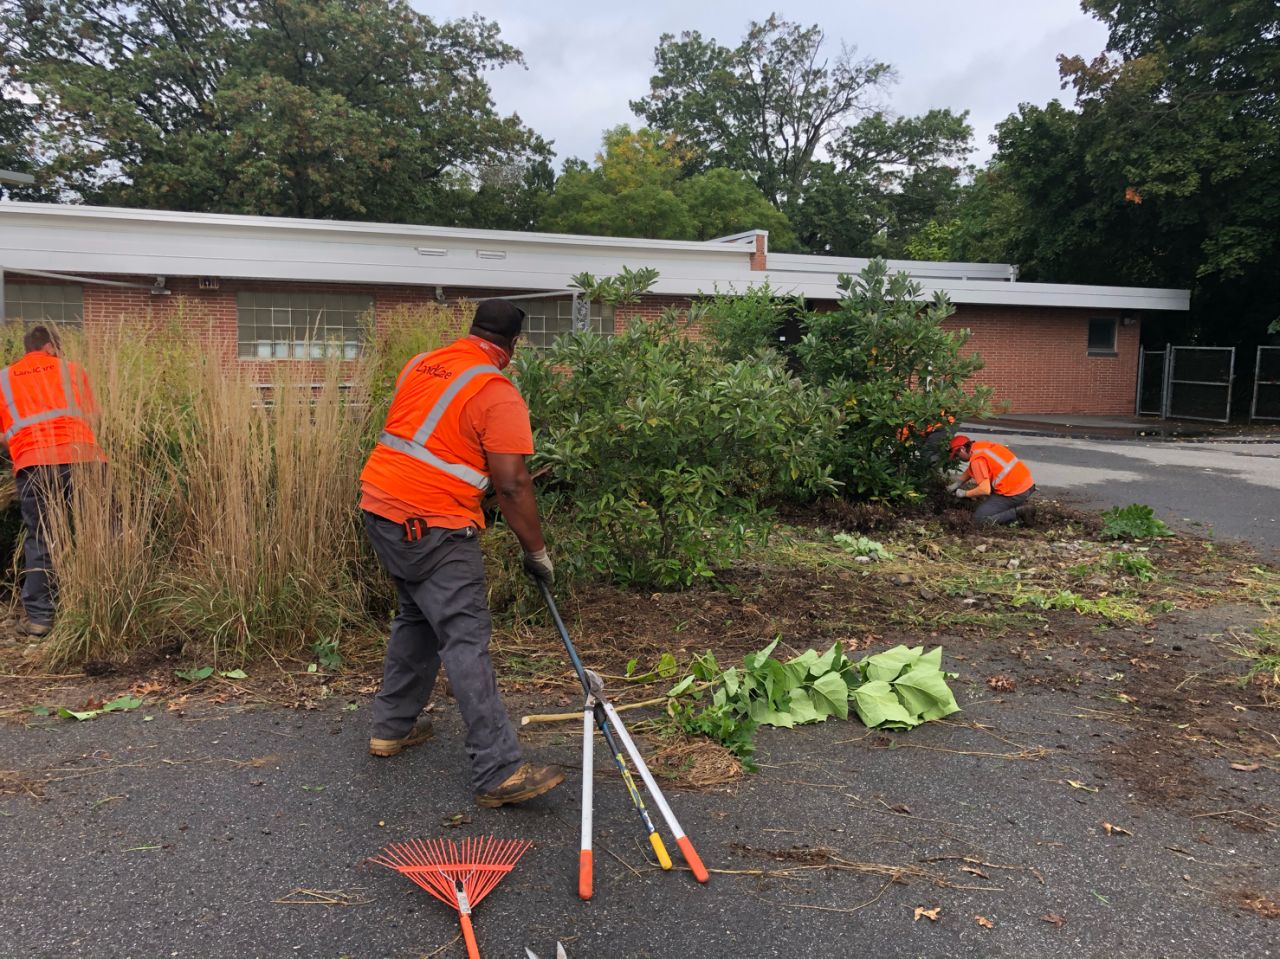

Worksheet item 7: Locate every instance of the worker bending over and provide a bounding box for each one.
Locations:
[947,435,1036,525]
[359,299,563,808]
[0,325,106,636]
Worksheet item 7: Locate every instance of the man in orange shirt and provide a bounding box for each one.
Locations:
[947,435,1036,525]
[359,299,563,808]
[0,325,106,636]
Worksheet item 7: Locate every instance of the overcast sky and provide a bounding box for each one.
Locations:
[423,0,1109,169]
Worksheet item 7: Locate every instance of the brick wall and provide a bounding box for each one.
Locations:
[13,274,1139,415]
[946,304,1140,415]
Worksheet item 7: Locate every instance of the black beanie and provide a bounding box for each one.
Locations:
[471,299,526,341]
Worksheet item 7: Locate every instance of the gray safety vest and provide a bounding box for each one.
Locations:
[375,352,502,492]
[0,358,89,443]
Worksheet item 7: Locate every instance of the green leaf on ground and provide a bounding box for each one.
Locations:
[176,666,214,682]
[219,669,248,680]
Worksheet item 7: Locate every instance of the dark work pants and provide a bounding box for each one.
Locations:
[975,485,1036,525]
[15,465,73,627]
[363,511,523,793]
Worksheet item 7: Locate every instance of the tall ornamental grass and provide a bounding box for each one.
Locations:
[17,303,454,667]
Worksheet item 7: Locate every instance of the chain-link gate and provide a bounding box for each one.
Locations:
[1135,346,1169,417]
[1252,346,1280,422]
[1166,346,1235,422]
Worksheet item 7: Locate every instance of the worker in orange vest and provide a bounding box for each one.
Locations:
[0,325,106,636]
[897,409,956,466]
[946,435,1036,525]
[359,299,563,809]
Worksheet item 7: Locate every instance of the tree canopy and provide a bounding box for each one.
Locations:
[1,0,548,221]
[539,126,795,245]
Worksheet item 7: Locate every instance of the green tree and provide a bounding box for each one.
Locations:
[2,0,548,221]
[540,126,794,245]
[794,109,973,257]
[956,0,1279,348]
[632,15,893,209]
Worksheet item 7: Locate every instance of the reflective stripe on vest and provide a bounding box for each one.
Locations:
[376,361,502,491]
[0,360,87,442]
[979,446,1021,490]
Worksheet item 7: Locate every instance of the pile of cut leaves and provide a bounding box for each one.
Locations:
[659,639,959,768]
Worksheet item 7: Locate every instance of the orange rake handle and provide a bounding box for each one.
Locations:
[459,911,481,959]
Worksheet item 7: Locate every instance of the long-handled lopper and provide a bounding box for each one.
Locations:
[536,580,709,895]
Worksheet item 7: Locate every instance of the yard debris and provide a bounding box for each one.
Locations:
[1236,893,1280,920]
[272,887,372,907]
[986,673,1016,692]
[1102,822,1133,836]
[975,915,994,929]
[913,906,941,922]
[1066,779,1099,793]
[1230,762,1261,772]
[1042,912,1067,928]
[441,812,472,828]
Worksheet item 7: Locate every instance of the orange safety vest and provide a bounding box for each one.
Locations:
[359,338,510,527]
[970,441,1034,496]
[0,351,105,473]
[897,411,955,444]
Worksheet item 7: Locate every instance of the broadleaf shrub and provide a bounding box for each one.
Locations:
[790,259,992,500]
[516,311,839,588]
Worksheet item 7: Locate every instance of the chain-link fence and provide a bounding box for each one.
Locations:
[1252,346,1280,422]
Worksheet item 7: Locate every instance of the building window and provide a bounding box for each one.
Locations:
[3,282,84,326]
[522,299,616,350]
[236,291,371,359]
[1088,317,1118,355]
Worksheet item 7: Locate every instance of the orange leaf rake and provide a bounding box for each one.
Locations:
[372,836,531,959]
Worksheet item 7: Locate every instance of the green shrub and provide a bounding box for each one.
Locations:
[793,259,991,500]
[1104,550,1157,581]
[699,283,803,361]
[1101,504,1173,541]
[516,312,839,588]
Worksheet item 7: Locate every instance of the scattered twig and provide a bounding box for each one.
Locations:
[272,888,372,906]
[1189,809,1278,829]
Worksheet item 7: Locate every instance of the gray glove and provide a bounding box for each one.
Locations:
[953,487,968,499]
[522,548,555,583]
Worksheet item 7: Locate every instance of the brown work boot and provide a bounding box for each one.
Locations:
[474,763,564,808]
[368,718,435,757]
[24,622,51,638]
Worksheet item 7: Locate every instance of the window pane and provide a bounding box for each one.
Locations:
[4,282,83,326]
[1088,318,1117,353]
[236,290,371,359]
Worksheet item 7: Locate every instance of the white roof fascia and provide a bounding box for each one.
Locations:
[0,203,759,297]
[0,201,758,255]
[769,251,1017,282]
[757,271,1190,312]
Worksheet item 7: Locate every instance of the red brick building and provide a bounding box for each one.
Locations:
[0,203,1188,414]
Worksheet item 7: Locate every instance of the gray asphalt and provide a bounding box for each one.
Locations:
[3,602,1277,959]
[969,430,1280,557]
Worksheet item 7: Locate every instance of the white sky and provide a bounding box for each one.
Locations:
[421,0,1110,169]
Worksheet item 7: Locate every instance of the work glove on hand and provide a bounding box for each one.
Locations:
[945,480,962,493]
[522,548,555,584]
[953,488,968,500]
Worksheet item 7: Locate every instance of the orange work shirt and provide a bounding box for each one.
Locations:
[0,351,106,472]
[360,339,534,528]
[967,441,1034,496]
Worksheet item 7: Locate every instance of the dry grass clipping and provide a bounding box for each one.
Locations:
[647,732,744,790]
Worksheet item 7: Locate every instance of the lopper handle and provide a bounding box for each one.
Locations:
[578,848,593,901]
[459,913,481,959]
[677,835,710,884]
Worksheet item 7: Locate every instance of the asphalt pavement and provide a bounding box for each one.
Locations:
[968,429,1280,558]
[3,600,1278,959]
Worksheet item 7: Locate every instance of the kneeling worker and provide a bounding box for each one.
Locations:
[947,435,1036,525]
[359,299,563,808]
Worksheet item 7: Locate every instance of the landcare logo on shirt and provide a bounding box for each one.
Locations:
[11,362,56,377]
[416,363,454,380]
